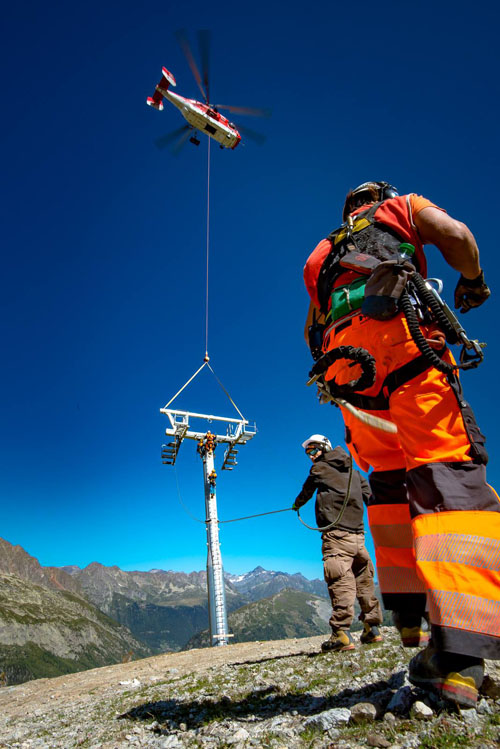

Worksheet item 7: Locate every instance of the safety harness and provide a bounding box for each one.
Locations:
[308,203,488,464]
[316,202,423,317]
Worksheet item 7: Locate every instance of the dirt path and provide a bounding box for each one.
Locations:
[0,636,325,721]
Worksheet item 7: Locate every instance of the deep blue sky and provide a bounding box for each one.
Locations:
[2,0,499,580]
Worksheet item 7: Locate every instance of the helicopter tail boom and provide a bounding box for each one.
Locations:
[146,67,177,111]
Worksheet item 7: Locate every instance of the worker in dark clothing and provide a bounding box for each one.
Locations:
[293,434,383,652]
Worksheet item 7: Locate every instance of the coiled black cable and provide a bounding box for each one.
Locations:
[310,345,377,394]
[399,289,455,376]
[409,273,459,345]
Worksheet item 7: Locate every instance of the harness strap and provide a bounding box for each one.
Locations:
[336,353,437,411]
[333,355,489,465]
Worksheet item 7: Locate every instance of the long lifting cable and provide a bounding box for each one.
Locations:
[205,137,211,360]
[163,138,245,418]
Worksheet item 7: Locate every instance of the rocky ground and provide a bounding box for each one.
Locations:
[0,627,499,748]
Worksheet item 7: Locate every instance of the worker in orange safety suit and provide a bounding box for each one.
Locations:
[303,181,498,708]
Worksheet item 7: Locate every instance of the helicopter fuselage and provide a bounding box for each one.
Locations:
[147,66,242,149]
[164,90,241,149]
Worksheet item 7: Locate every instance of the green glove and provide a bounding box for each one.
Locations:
[292,503,299,512]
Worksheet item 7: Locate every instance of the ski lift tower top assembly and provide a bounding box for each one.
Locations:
[160,361,256,647]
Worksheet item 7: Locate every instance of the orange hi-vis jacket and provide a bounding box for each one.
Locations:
[304,194,500,660]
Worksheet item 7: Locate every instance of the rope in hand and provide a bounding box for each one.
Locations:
[295,453,353,532]
[172,461,354,531]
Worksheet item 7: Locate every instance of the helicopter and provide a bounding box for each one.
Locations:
[147,30,270,153]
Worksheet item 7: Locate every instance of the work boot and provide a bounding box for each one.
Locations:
[360,622,383,644]
[321,630,355,652]
[393,611,429,648]
[408,644,484,708]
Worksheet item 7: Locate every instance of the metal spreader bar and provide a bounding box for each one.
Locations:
[161,408,256,467]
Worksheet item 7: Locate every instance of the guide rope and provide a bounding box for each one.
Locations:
[173,465,206,525]
[172,463,354,531]
[219,508,292,524]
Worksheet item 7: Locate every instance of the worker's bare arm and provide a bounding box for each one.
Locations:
[414,207,481,280]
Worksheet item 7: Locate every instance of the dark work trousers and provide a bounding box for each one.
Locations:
[322,529,383,632]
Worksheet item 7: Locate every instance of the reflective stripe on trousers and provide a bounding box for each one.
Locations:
[368,503,426,596]
[412,511,500,639]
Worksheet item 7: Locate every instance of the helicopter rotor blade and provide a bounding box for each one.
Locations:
[215,104,272,118]
[198,30,211,105]
[155,125,190,150]
[175,28,207,102]
[171,127,193,156]
[235,123,267,146]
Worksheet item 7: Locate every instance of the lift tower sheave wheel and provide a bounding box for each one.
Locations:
[160,405,256,647]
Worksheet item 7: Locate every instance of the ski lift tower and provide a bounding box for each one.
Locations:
[160,396,256,647]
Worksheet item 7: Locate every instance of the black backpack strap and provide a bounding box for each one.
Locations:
[326,203,382,244]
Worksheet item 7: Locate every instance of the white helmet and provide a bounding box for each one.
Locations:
[302,434,332,452]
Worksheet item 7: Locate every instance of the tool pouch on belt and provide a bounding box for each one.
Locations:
[361,259,415,321]
[330,277,367,322]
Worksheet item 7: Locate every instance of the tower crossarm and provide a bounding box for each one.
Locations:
[161,408,256,453]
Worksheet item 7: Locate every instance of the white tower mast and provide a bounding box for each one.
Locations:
[161,403,256,647]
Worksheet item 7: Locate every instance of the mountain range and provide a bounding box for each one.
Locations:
[60,561,329,652]
[0,537,385,685]
[187,588,331,648]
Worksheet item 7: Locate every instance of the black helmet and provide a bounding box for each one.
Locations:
[342,181,399,221]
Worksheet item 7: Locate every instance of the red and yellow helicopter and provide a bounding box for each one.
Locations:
[147,30,270,153]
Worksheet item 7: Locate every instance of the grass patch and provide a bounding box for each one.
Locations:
[419,728,471,749]
[299,724,324,743]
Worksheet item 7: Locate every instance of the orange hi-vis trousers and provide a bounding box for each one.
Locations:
[324,312,500,659]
